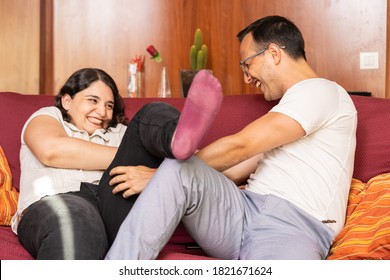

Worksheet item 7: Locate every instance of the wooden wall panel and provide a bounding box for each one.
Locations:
[0,0,40,94]
[39,0,54,95]
[299,0,386,98]
[52,0,186,97]
[1,0,388,98]
[51,0,387,98]
[233,0,387,97]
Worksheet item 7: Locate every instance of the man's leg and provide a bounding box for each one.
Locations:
[239,192,335,260]
[105,157,245,260]
[99,71,223,246]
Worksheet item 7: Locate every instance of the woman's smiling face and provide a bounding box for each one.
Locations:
[61,80,115,135]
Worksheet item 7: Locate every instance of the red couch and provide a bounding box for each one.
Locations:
[1,92,390,260]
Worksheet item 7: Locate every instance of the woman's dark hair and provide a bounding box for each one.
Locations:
[237,15,306,60]
[55,68,128,128]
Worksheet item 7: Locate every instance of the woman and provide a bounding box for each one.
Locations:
[12,68,179,259]
[12,68,222,259]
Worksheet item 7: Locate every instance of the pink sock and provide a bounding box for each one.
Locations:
[171,70,223,160]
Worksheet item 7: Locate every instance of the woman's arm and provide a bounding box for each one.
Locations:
[24,115,117,170]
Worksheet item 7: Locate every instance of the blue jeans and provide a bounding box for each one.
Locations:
[17,102,180,259]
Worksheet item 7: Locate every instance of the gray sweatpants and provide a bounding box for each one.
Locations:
[105,156,335,260]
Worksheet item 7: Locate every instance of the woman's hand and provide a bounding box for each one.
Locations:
[109,166,156,198]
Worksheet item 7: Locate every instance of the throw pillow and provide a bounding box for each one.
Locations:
[0,146,19,226]
[327,174,390,259]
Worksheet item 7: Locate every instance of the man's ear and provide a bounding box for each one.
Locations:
[268,44,282,64]
[61,94,72,110]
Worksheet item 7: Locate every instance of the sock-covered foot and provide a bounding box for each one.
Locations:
[171,70,223,160]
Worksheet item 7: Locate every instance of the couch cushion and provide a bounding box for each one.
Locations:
[120,94,276,148]
[0,92,55,190]
[157,244,216,260]
[0,146,19,226]
[199,94,276,148]
[327,173,390,260]
[351,95,390,182]
[0,226,34,260]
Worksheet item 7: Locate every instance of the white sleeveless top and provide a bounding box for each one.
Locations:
[11,106,127,234]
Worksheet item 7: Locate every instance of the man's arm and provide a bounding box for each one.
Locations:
[222,153,262,185]
[196,112,305,172]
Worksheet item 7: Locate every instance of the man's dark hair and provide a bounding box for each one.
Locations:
[237,15,306,60]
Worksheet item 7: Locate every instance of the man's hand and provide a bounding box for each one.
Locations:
[109,166,156,198]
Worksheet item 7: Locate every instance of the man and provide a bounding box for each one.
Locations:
[106,15,357,260]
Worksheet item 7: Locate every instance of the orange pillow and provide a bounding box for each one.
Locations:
[327,174,390,259]
[0,146,19,226]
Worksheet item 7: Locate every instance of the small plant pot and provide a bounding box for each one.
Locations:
[179,69,212,97]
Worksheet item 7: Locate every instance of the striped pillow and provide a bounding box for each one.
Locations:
[0,146,19,226]
[327,174,390,259]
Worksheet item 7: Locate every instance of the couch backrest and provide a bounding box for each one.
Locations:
[1,92,389,190]
[0,92,274,190]
[0,93,55,190]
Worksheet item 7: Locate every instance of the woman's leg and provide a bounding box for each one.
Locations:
[17,190,107,260]
[100,70,223,247]
[98,102,180,246]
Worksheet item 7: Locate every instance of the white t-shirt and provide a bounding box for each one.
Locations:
[11,106,127,233]
[247,78,357,235]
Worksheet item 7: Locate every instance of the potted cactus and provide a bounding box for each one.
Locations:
[190,28,208,70]
[180,28,211,97]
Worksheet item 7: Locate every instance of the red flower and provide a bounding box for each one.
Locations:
[130,55,145,71]
[146,45,158,56]
[146,45,162,63]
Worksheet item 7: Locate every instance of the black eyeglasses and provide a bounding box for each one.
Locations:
[239,45,286,77]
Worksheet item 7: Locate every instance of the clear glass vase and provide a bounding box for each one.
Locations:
[158,66,171,98]
[127,63,144,98]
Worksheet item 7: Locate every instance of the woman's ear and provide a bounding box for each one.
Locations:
[61,94,72,110]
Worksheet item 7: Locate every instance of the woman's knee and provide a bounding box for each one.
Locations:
[33,194,107,259]
[137,102,180,123]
